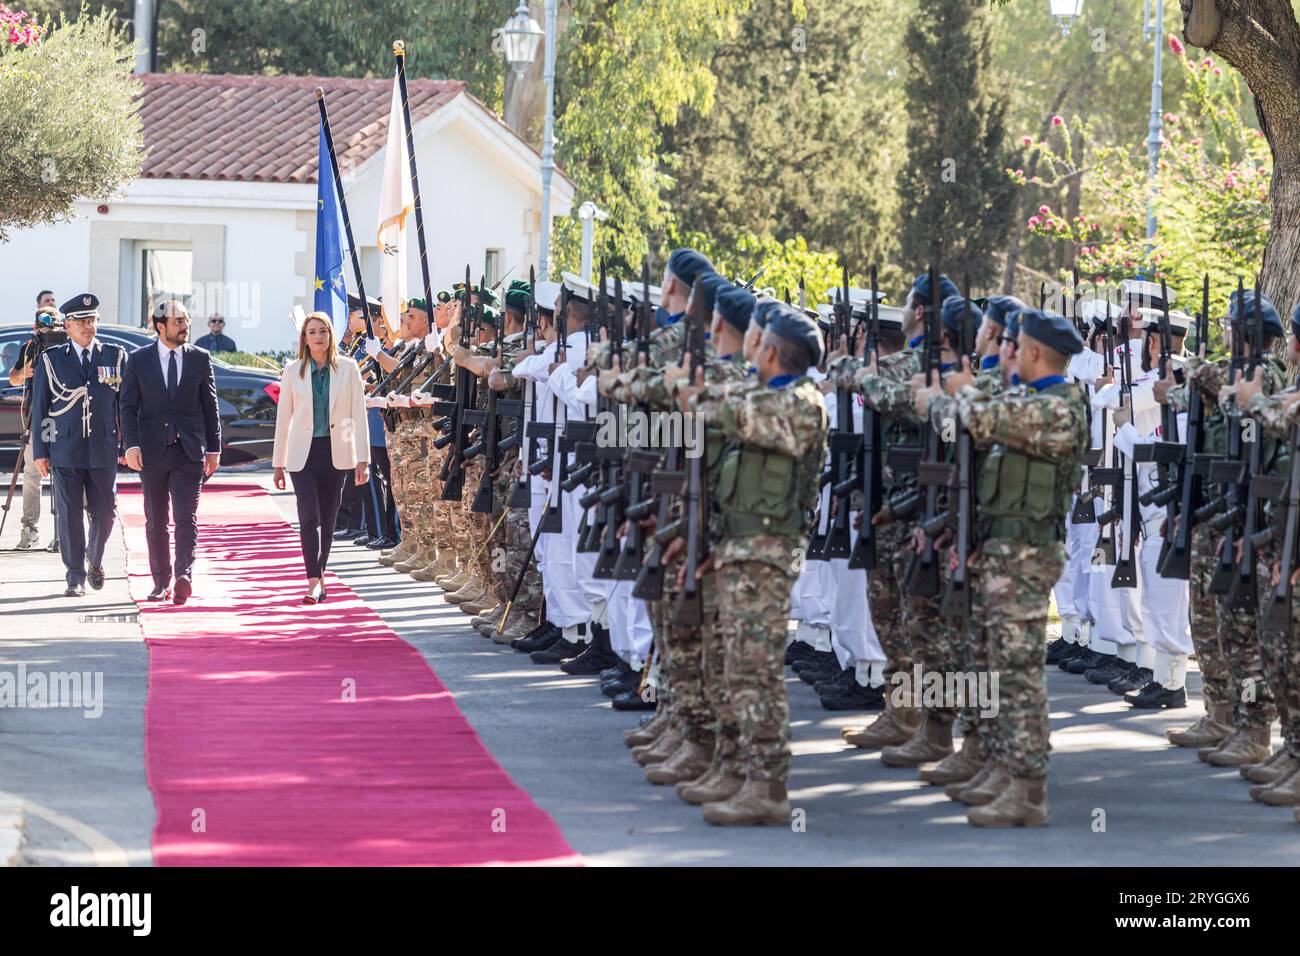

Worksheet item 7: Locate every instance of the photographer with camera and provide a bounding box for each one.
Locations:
[5,290,61,550]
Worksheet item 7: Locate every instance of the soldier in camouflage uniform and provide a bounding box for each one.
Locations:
[1175,290,1285,769]
[916,308,1089,827]
[681,301,828,826]
[620,283,754,794]
[825,273,961,763]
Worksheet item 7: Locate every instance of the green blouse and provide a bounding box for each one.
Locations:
[310,361,330,438]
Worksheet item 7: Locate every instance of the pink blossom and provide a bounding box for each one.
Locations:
[1202,57,1213,68]
[1015,168,1024,177]
[1163,112,1179,124]
[1213,67,1222,77]
[1038,205,1050,215]
[1169,35,1185,56]
[1028,216,1042,228]
[1021,135,1033,146]
[1051,115,1064,127]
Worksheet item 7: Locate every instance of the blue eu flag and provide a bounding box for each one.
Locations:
[313,122,349,336]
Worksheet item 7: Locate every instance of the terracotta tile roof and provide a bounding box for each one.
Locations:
[136,73,466,183]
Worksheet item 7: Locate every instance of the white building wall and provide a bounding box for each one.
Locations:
[0,100,569,354]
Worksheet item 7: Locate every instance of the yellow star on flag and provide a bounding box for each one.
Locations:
[314,277,325,291]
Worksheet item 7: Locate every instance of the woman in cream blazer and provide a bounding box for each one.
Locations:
[272,312,370,603]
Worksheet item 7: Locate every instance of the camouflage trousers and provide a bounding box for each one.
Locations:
[869,519,915,678]
[716,558,798,783]
[894,524,955,725]
[1215,540,1276,731]
[1257,553,1297,751]
[658,562,717,749]
[388,419,423,544]
[410,419,446,556]
[489,455,543,621]
[1189,524,1234,712]
[971,538,1065,780]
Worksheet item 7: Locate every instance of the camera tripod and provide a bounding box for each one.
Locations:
[0,430,59,553]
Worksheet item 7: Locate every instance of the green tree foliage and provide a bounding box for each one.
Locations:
[664,0,907,281]
[0,6,141,240]
[896,0,1015,286]
[1015,41,1269,311]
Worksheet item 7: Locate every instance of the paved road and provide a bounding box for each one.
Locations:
[3,471,1297,866]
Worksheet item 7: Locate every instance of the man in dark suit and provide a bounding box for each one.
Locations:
[29,294,128,597]
[121,299,221,605]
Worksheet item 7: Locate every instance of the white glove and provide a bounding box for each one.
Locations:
[389,394,411,409]
[364,396,388,409]
[424,331,441,353]
[364,337,382,358]
[409,390,434,407]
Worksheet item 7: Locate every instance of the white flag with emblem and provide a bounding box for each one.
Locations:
[376,69,414,336]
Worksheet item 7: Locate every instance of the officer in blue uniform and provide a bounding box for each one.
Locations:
[29,294,127,596]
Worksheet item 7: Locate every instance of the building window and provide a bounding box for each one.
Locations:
[484,249,502,289]
[138,243,193,328]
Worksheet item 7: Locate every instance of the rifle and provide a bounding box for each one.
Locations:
[462,305,522,515]
[847,266,884,570]
[1108,312,1140,588]
[672,295,709,627]
[903,263,944,597]
[1206,278,1251,600]
[592,275,629,578]
[940,279,977,622]
[633,275,700,601]
[1133,280,1183,567]
[1260,387,1300,633]
[437,265,479,501]
[615,260,661,580]
[508,268,540,509]
[1158,275,1211,579]
[1226,284,1266,611]
[537,283,569,534]
[1088,301,1125,565]
[820,264,860,560]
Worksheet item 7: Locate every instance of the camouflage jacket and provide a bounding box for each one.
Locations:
[691,376,829,573]
[826,348,924,498]
[1248,385,1300,440]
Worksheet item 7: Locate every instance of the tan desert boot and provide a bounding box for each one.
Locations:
[677,766,745,806]
[1168,704,1234,748]
[842,700,919,750]
[645,737,714,786]
[918,731,983,786]
[1205,727,1272,768]
[632,723,684,766]
[955,764,1011,806]
[967,775,1050,828]
[459,590,496,615]
[378,537,415,567]
[1241,748,1297,784]
[881,712,954,767]
[473,605,506,632]
[409,560,441,582]
[1251,764,1300,806]
[624,707,671,748]
[702,778,791,827]
[945,761,993,802]
[445,576,485,606]
[394,547,432,574]
[492,612,532,644]
[437,566,472,592]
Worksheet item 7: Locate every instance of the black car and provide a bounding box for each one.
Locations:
[0,324,280,470]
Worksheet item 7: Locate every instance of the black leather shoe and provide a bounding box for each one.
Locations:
[513,622,560,653]
[1055,642,1089,669]
[612,688,656,711]
[820,681,885,711]
[799,662,841,686]
[1126,682,1187,709]
[785,641,818,666]
[146,584,171,601]
[1065,650,1114,675]
[173,577,192,606]
[1109,666,1153,695]
[599,663,628,683]
[531,637,584,665]
[65,583,85,597]
[333,528,358,541]
[792,650,836,674]
[87,567,105,590]
[561,642,621,675]
[1045,636,1072,665]
[367,536,397,550]
[1085,659,1132,685]
[602,673,640,698]
[352,533,375,547]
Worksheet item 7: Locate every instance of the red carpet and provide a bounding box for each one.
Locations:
[118,481,580,866]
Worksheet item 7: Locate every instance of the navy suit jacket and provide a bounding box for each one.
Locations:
[120,343,222,466]
[29,340,127,470]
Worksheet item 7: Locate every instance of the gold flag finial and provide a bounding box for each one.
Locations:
[393,40,405,56]
[314,86,324,100]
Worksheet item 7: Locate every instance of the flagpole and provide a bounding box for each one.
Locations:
[316,87,374,340]
[393,41,436,336]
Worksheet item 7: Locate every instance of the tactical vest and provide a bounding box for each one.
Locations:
[974,382,1083,546]
[715,378,824,539]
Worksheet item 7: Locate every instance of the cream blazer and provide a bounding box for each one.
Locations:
[271,355,370,472]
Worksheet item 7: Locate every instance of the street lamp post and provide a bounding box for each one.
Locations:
[577,201,608,282]
[1144,0,1165,249]
[500,2,552,277]
[1049,0,1085,38]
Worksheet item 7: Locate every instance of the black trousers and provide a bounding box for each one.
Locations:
[359,444,396,540]
[290,436,348,579]
[140,442,204,589]
[53,465,117,587]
